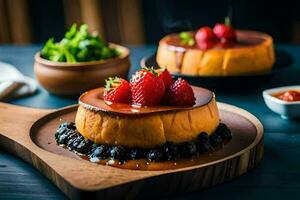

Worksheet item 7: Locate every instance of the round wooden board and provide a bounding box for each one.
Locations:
[31,104,260,171]
[0,102,263,199]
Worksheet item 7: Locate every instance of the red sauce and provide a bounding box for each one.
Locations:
[273,90,300,102]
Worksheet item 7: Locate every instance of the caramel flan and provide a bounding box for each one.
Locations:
[75,86,220,149]
[55,68,232,168]
[157,30,275,76]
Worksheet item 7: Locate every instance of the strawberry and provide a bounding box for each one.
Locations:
[103,77,132,104]
[130,67,165,106]
[195,27,218,50]
[157,68,173,89]
[213,17,237,44]
[197,40,216,50]
[166,78,195,106]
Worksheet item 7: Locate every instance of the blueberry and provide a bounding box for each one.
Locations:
[215,123,232,140]
[67,131,77,140]
[67,136,83,150]
[180,141,198,157]
[76,139,92,154]
[164,142,180,160]
[130,149,144,160]
[197,132,209,141]
[72,137,84,150]
[55,126,74,139]
[90,143,99,151]
[67,129,76,136]
[89,143,100,153]
[209,134,222,146]
[54,131,60,141]
[67,137,76,147]
[59,122,69,129]
[147,149,164,161]
[67,122,76,130]
[56,127,66,136]
[197,140,210,153]
[91,145,109,159]
[58,122,76,131]
[110,146,127,160]
[58,134,69,144]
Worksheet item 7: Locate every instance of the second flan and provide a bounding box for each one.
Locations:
[157,30,275,76]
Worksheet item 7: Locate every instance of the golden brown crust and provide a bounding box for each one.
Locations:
[156,30,275,76]
[75,97,220,148]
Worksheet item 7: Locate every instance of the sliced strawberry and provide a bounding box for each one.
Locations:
[103,77,132,104]
[157,68,173,89]
[166,78,195,106]
[130,67,165,106]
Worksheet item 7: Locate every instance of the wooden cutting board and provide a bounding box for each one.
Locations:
[0,102,263,200]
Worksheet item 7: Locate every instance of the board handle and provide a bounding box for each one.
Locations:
[0,102,53,141]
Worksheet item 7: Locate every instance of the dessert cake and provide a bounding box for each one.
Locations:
[156,20,275,76]
[55,68,232,169]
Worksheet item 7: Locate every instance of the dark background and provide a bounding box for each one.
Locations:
[5,0,300,44]
[142,0,299,43]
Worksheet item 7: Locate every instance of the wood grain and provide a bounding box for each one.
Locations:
[6,0,32,44]
[0,0,11,43]
[78,0,104,37]
[64,0,105,38]
[0,0,32,44]
[63,0,83,28]
[100,0,145,45]
[0,102,263,199]
[63,0,145,44]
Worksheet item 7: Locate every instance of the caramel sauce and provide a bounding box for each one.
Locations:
[87,157,209,170]
[79,86,213,115]
[165,30,266,50]
[79,145,226,170]
[273,90,300,102]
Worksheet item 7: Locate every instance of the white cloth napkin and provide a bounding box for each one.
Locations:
[0,61,37,100]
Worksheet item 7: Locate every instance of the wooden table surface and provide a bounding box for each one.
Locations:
[1,45,300,200]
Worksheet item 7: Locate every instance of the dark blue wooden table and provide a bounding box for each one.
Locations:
[1,45,300,200]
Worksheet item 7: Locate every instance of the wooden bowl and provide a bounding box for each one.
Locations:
[34,44,130,96]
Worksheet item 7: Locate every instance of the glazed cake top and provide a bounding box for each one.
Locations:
[163,30,271,50]
[79,86,214,115]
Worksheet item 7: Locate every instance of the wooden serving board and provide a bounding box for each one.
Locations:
[0,102,263,199]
